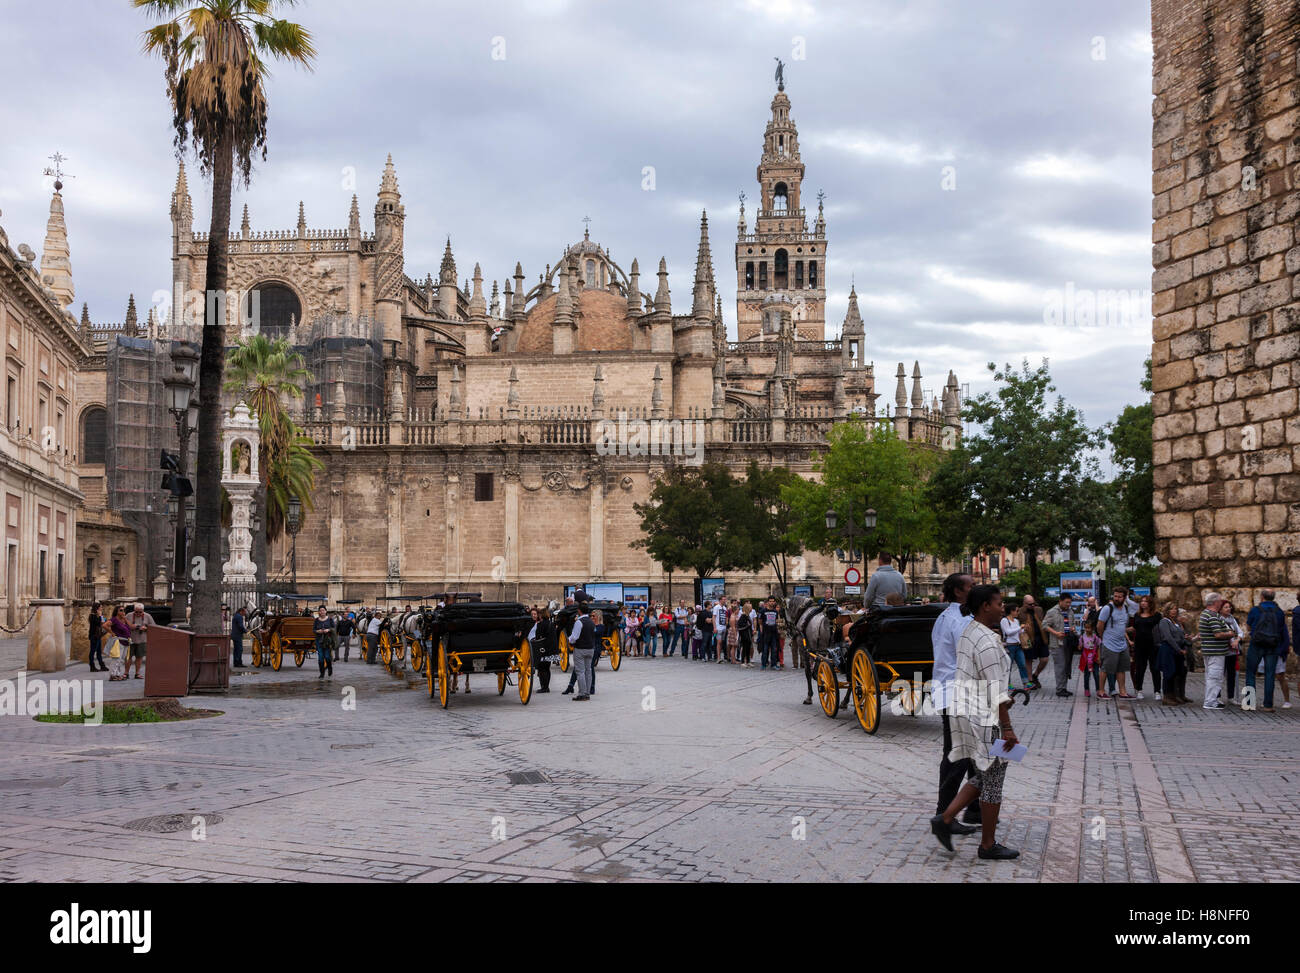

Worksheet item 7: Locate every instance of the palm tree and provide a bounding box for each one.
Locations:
[135,0,315,631]
[223,334,318,580]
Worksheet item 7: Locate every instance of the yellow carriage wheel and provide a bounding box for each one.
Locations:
[850,647,881,735]
[606,630,622,671]
[816,659,840,717]
[438,640,450,709]
[558,630,570,672]
[250,637,262,668]
[394,632,406,661]
[293,644,306,667]
[517,638,533,705]
[426,643,437,699]
[497,672,508,696]
[270,631,284,671]
[410,638,424,673]
[379,630,393,669]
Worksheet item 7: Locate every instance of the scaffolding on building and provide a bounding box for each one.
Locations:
[298,313,385,418]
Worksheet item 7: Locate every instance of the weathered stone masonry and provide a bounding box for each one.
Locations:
[1151,0,1300,608]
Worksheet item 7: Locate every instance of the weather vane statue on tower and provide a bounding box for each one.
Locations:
[773,57,785,91]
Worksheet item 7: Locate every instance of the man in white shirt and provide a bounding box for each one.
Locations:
[712,600,728,664]
[670,601,689,658]
[932,572,978,833]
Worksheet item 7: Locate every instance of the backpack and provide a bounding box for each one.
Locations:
[1252,605,1281,649]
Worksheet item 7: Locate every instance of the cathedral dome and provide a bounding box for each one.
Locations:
[513,286,636,354]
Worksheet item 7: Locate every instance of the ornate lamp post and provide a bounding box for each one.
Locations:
[286,495,303,589]
[825,498,878,597]
[163,340,199,623]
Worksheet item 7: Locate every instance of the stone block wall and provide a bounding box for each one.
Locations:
[1151,0,1300,610]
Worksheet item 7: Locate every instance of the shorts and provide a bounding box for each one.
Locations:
[1101,647,1130,675]
[129,642,147,659]
[969,759,1007,804]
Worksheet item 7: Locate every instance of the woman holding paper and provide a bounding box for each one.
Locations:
[930,585,1021,861]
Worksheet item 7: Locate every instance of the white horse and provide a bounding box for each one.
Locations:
[786,594,839,704]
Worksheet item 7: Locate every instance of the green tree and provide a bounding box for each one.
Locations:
[633,465,747,586]
[732,462,802,598]
[1107,359,1154,561]
[136,0,315,629]
[223,335,319,580]
[926,360,1104,597]
[784,420,939,578]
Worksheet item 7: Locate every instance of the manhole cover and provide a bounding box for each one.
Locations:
[507,771,551,785]
[123,812,224,833]
[330,743,374,750]
[0,778,70,791]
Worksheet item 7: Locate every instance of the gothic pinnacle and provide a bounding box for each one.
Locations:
[655,257,671,315]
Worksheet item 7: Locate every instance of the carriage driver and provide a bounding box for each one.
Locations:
[568,592,596,702]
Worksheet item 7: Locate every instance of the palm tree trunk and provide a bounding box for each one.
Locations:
[191,132,235,634]
[253,481,268,589]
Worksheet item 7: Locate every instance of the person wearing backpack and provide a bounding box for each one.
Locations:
[1096,587,1138,699]
[1245,589,1289,712]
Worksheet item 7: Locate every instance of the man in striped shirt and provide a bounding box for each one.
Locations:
[1198,591,1237,710]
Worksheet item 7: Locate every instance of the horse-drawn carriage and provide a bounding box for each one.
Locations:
[248,594,321,671]
[375,592,483,673]
[422,601,534,708]
[554,600,623,673]
[792,597,941,734]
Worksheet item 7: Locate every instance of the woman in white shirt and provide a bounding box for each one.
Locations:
[1001,604,1030,690]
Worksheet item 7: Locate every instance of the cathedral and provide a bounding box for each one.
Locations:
[93,78,965,604]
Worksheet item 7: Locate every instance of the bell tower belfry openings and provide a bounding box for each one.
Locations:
[735,68,827,342]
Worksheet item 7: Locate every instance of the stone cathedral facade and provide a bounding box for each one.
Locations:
[163,80,965,603]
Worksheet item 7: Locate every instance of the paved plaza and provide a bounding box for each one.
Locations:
[1,637,1296,883]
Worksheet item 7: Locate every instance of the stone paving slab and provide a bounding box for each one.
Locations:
[0,648,1296,882]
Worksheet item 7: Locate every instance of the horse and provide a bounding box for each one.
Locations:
[784,594,840,705]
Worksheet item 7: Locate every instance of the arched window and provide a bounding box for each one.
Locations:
[795,260,804,289]
[774,249,789,289]
[80,407,107,465]
[759,262,768,291]
[585,260,596,288]
[808,260,818,288]
[242,282,302,340]
[772,182,788,213]
[744,262,755,289]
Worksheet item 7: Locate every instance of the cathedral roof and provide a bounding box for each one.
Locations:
[513,286,636,354]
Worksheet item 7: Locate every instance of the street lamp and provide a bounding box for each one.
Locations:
[286,495,303,588]
[164,340,199,624]
[825,497,878,598]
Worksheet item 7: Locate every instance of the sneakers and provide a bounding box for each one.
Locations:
[1204,702,1225,709]
[1135,692,1145,700]
[977,842,1020,861]
[1154,692,1162,701]
[1284,701,1292,709]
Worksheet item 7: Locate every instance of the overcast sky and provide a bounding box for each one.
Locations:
[0,0,1153,428]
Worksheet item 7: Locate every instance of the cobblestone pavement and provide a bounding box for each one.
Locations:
[1,643,1296,882]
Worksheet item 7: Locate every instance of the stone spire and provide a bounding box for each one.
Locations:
[469,263,486,318]
[814,190,826,238]
[513,262,526,317]
[555,264,573,322]
[448,362,462,413]
[124,294,139,337]
[843,283,864,333]
[146,306,159,340]
[170,160,193,226]
[507,365,520,417]
[627,258,642,316]
[771,374,786,415]
[910,361,923,413]
[380,153,399,196]
[79,303,91,338]
[489,280,500,319]
[692,210,713,317]
[502,280,513,323]
[654,257,670,315]
[737,191,747,235]
[240,203,251,238]
[894,363,909,417]
[943,371,960,426]
[297,201,307,237]
[651,364,665,419]
[347,195,361,238]
[40,188,74,307]
[438,238,458,318]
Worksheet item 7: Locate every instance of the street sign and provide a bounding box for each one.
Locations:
[844,567,862,585]
[844,585,862,595]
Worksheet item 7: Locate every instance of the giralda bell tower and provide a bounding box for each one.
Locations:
[735,68,827,342]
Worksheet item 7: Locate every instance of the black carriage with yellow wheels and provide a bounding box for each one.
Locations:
[423,601,534,709]
[813,603,942,734]
[398,593,481,674]
[248,594,320,671]
[553,600,623,673]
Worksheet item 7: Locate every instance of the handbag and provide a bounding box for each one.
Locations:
[107,637,122,660]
